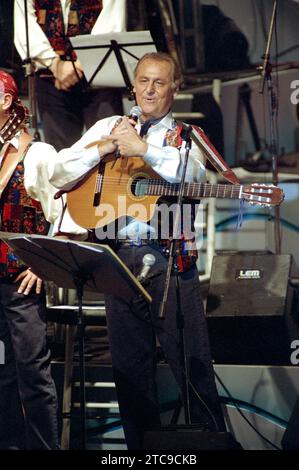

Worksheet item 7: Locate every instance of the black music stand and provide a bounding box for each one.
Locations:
[0,233,151,450]
[70,30,156,98]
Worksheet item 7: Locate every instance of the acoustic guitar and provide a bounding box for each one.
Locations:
[67,156,284,230]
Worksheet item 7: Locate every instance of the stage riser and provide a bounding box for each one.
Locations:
[51,362,299,449]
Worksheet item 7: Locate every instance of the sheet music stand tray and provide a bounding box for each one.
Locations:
[70,30,156,98]
[0,233,151,450]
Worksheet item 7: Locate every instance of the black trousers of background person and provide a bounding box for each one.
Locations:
[36,75,124,151]
[0,281,59,449]
[104,244,226,450]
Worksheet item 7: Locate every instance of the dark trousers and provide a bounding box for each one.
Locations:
[105,244,226,450]
[36,76,124,151]
[0,282,59,449]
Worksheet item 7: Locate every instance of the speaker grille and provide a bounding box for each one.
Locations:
[205,252,299,364]
[207,253,293,317]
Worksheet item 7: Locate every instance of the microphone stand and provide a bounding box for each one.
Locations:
[258,0,281,254]
[23,0,41,141]
[159,125,193,424]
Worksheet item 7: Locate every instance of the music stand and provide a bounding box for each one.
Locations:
[70,30,156,98]
[0,232,151,449]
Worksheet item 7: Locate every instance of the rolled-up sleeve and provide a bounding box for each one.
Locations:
[24,142,61,223]
[14,0,58,68]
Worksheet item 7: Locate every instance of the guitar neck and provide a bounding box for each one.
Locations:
[140,180,243,200]
[0,131,6,153]
[0,103,27,154]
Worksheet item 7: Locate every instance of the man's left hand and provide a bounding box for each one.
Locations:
[14,269,43,295]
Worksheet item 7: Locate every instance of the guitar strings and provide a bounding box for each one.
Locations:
[93,176,243,189]
[92,177,274,194]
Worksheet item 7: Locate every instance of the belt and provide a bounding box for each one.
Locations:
[35,69,54,79]
[116,239,197,273]
[117,239,159,247]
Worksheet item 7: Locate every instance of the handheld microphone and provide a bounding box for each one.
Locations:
[128,105,142,123]
[114,106,142,158]
[137,253,156,282]
[82,106,142,158]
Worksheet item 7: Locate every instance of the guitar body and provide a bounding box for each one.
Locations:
[67,156,161,229]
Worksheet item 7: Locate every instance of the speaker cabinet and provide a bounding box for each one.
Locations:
[143,425,241,450]
[206,252,299,364]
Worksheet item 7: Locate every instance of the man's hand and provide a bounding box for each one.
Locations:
[97,139,118,157]
[50,57,84,91]
[104,117,148,157]
[14,269,43,295]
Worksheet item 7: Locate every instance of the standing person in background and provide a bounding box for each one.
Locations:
[0,71,59,449]
[14,0,126,151]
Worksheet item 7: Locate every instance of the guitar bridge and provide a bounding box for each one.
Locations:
[93,193,100,206]
[93,162,105,207]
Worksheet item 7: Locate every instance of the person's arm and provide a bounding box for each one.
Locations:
[24,142,63,224]
[14,140,58,295]
[24,141,88,239]
[91,0,127,34]
[14,0,83,89]
[143,141,205,183]
[48,116,119,190]
[14,0,58,69]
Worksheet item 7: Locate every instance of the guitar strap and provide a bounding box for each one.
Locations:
[177,121,240,184]
[0,133,33,198]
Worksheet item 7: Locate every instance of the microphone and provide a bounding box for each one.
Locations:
[114,106,142,158]
[180,122,193,143]
[128,105,142,123]
[137,253,156,282]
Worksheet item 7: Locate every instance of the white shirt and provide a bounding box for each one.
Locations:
[0,135,61,227]
[48,112,205,187]
[25,141,88,238]
[40,111,206,239]
[24,141,64,225]
[14,0,127,69]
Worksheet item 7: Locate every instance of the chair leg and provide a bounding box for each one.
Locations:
[61,324,77,450]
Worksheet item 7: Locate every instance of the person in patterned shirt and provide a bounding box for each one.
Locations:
[0,71,59,449]
[14,0,126,151]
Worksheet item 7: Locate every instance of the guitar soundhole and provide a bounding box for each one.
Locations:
[130,175,148,198]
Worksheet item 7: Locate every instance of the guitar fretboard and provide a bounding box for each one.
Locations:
[138,180,243,200]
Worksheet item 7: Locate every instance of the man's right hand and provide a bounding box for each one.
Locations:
[97,139,118,157]
[50,57,84,91]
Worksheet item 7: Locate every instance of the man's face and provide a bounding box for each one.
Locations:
[133,59,177,121]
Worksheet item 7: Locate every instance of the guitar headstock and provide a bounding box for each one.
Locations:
[0,101,28,146]
[242,183,284,207]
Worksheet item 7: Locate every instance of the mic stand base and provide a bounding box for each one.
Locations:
[174,271,191,424]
